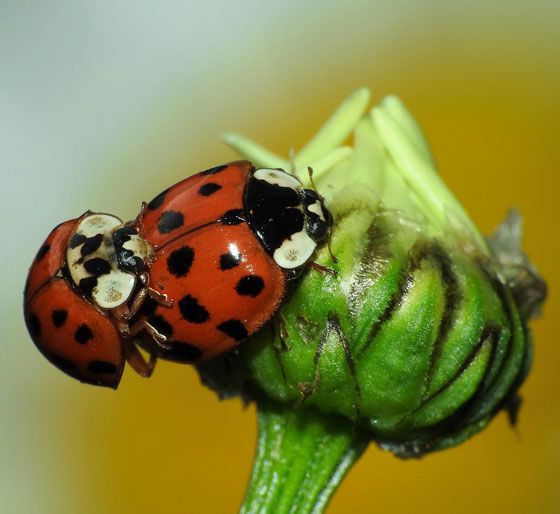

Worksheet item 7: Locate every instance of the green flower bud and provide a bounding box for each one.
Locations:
[198,90,545,460]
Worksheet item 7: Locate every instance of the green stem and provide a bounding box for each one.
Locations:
[239,400,369,514]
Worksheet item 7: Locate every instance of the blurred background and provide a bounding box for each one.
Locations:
[1,1,558,513]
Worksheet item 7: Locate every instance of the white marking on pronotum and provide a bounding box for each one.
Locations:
[307,201,326,222]
[94,271,136,309]
[66,214,138,309]
[122,232,152,261]
[273,230,317,269]
[254,168,301,188]
[79,214,121,238]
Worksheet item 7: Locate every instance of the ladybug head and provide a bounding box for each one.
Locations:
[245,168,334,271]
[65,212,153,310]
[299,188,333,244]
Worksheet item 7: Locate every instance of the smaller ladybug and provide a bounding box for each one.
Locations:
[23,162,333,388]
[24,213,170,388]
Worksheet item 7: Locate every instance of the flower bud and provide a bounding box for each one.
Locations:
[198,90,545,458]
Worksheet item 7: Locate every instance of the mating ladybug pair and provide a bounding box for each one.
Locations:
[24,161,333,388]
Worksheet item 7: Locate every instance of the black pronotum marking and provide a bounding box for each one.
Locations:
[68,233,87,249]
[198,183,222,196]
[217,319,248,341]
[200,164,228,176]
[219,252,241,270]
[51,309,68,328]
[245,174,303,254]
[113,227,145,273]
[48,353,77,372]
[83,257,111,276]
[220,209,245,225]
[167,246,195,277]
[165,341,203,362]
[146,187,170,211]
[80,234,103,257]
[88,360,117,375]
[27,313,41,337]
[35,244,50,261]
[74,324,93,344]
[178,294,210,323]
[79,277,98,297]
[148,315,174,337]
[157,211,184,234]
[235,275,265,297]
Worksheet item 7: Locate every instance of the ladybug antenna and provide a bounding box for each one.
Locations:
[307,166,327,203]
[327,237,338,264]
[307,166,318,192]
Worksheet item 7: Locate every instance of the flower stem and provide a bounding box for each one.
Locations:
[239,400,369,514]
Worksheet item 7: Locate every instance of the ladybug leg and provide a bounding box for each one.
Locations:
[138,272,173,308]
[308,261,337,276]
[111,304,132,336]
[126,286,149,319]
[129,319,172,350]
[123,339,157,378]
[146,287,173,307]
[109,289,150,336]
[326,238,338,264]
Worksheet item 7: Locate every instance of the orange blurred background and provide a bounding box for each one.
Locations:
[1,2,558,513]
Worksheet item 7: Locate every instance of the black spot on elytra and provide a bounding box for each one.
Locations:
[52,309,68,328]
[165,341,203,362]
[27,312,41,337]
[138,296,158,317]
[178,294,209,323]
[74,324,93,344]
[219,252,240,270]
[220,209,245,225]
[48,353,77,372]
[217,319,248,341]
[200,164,228,176]
[88,360,117,375]
[157,211,184,234]
[35,244,50,261]
[68,233,87,249]
[80,234,103,257]
[167,246,194,277]
[83,257,111,276]
[235,275,265,297]
[148,315,174,337]
[146,187,170,210]
[79,277,98,296]
[245,174,304,253]
[198,183,222,196]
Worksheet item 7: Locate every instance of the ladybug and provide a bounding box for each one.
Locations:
[23,161,333,388]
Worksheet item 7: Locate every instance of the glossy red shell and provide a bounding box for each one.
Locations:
[24,218,125,388]
[137,161,287,361]
[24,161,291,387]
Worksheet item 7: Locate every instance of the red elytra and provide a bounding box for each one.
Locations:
[24,218,126,388]
[23,161,333,387]
[134,161,287,363]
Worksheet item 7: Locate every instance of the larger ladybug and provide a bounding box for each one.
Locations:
[24,161,333,388]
